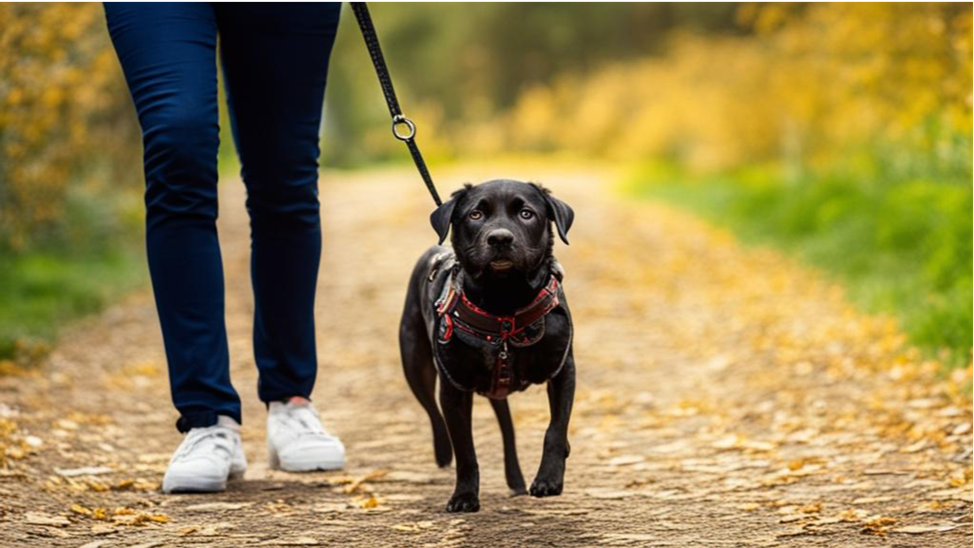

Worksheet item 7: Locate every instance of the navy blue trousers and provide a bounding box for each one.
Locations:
[105,3,341,432]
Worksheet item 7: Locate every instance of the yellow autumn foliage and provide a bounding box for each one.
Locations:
[1,3,969,250]
[0,3,139,250]
[471,3,972,174]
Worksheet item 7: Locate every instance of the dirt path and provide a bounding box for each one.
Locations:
[0,165,970,547]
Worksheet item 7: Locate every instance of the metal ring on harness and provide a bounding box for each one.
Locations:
[392,114,416,141]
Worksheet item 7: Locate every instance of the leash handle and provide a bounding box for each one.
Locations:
[351,2,443,207]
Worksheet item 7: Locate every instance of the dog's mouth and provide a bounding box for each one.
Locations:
[488,259,515,272]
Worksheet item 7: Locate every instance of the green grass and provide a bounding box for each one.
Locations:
[0,186,146,364]
[626,162,973,368]
[0,145,247,366]
[0,249,145,358]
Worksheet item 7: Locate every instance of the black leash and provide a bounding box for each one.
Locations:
[351,2,443,207]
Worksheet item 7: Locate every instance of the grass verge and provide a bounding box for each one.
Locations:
[0,186,146,367]
[626,162,972,369]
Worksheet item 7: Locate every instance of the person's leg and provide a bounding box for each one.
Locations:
[216,3,342,404]
[105,3,241,432]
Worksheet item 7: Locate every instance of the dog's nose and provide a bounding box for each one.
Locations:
[487,228,514,247]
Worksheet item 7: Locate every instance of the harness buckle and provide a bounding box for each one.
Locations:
[500,319,514,335]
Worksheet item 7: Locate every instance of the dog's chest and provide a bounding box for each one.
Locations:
[434,309,570,395]
[422,261,572,397]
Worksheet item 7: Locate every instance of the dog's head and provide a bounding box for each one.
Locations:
[430,179,573,278]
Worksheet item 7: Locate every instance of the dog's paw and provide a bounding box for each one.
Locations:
[445,492,480,513]
[529,476,563,497]
[510,485,528,497]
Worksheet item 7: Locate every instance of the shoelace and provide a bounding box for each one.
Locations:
[279,405,332,438]
[174,426,235,460]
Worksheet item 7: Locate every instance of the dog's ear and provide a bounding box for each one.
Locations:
[429,185,471,245]
[532,184,574,245]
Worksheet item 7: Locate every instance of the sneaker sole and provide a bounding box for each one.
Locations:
[162,468,245,494]
[162,475,227,494]
[269,449,345,472]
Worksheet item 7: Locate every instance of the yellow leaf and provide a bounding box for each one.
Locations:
[354,494,381,509]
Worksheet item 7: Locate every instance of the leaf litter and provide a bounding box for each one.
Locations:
[0,169,969,547]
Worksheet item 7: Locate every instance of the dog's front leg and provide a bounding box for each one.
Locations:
[530,351,575,497]
[439,381,480,512]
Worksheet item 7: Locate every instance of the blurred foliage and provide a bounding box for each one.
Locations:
[0,3,144,361]
[0,3,970,365]
[629,164,972,367]
[504,4,971,176]
[325,3,971,177]
[322,2,743,165]
[9,3,966,241]
[609,3,972,365]
[0,3,142,250]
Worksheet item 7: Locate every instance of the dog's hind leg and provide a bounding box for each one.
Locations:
[490,398,527,495]
[399,314,452,468]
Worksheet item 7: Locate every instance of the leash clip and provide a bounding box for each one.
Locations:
[392,114,416,141]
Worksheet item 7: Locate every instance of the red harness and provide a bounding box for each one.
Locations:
[436,275,561,399]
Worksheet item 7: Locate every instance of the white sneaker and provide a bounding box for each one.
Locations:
[267,400,345,472]
[162,415,247,493]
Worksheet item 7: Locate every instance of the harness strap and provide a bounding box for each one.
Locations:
[350,3,443,207]
[453,277,560,339]
[436,273,561,399]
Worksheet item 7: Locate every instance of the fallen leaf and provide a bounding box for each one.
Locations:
[146,514,169,524]
[839,509,866,521]
[862,516,897,534]
[90,523,119,535]
[56,466,114,477]
[24,512,70,527]
[584,488,635,499]
[607,455,645,466]
[70,504,93,516]
[354,494,382,509]
[892,524,959,534]
[901,440,927,453]
[344,469,389,494]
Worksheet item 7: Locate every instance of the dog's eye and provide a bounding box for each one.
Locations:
[519,209,535,220]
[469,210,484,221]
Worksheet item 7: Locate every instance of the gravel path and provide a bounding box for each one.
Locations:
[0,164,970,547]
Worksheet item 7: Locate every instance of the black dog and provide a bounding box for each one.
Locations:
[399,179,575,512]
